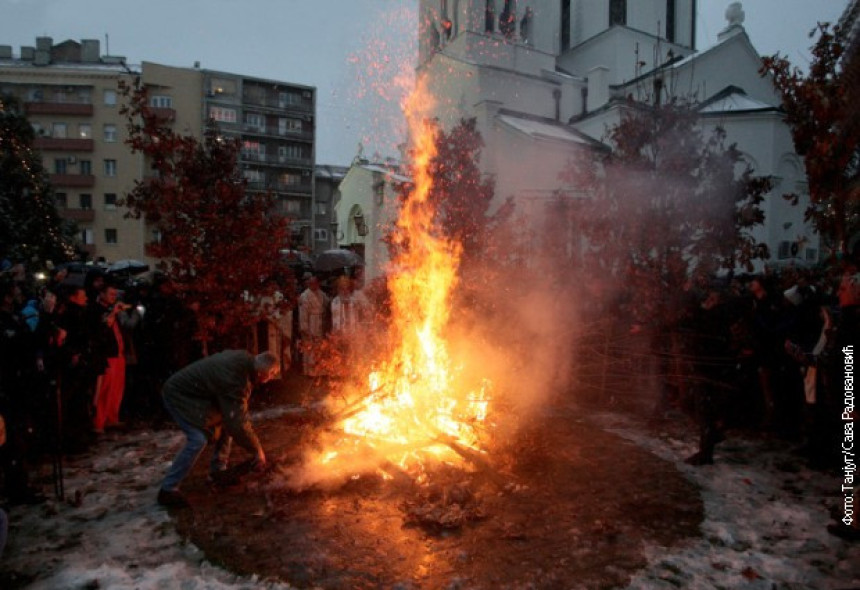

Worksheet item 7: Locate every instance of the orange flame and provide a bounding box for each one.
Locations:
[329,74,492,472]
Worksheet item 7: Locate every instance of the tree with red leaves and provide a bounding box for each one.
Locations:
[390,117,498,268]
[426,118,497,267]
[387,117,506,315]
[564,98,770,329]
[761,23,860,262]
[119,80,290,352]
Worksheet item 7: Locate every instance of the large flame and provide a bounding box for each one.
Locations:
[305,75,492,482]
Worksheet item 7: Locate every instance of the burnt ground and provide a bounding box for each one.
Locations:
[167,372,704,590]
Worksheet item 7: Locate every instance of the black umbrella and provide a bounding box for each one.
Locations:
[107,259,150,276]
[56,261,91,275]
[314,249,364,274]
[280,249,314,275]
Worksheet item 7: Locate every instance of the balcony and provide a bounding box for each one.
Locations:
[241,96,313,113]
[149,107,176,122]
[240,152,312,167]
[34,138,95,151]
[240,124,314,141]
[25,101,94,116]
[51,173,95,188]
[244,181,312,195]
[59,208,96,222]
[272,183,312,195]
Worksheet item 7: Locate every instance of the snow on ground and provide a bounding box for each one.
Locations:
[0,407,856,589]
[591,412,859,590]
[1,425,295,590]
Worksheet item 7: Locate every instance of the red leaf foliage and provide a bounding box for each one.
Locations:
[119,79,292,346]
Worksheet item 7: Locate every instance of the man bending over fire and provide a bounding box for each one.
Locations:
[157,350,281,509]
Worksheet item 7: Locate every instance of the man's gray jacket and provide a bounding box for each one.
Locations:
[162,350,263,456]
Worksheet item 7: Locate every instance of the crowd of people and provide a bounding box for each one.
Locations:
[0,259,201,515]
[296,272,377,378]
[1,252,857,545]
[627,263,857,540]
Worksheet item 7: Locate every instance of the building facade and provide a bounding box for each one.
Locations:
[1,37,318,263]
[0,37,140,262]
[402,0,819,269]
[314,164,350,254]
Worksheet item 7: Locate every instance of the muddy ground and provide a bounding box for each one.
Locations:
[168,374,703,590]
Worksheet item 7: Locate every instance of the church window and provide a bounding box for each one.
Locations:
[609,0,626,26]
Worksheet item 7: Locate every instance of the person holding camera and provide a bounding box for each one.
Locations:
[87,281,130,434]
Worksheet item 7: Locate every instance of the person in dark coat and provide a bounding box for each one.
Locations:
[157,350,281,508]
[686,287,737,466]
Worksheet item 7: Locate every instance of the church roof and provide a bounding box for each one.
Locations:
[698,85,777,114]
[497,110,608,150]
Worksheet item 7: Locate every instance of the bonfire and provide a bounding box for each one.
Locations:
[280,76,499,524]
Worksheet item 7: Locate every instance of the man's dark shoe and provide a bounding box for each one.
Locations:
[157,488,190,509]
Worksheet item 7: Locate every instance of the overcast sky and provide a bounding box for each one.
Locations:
[0,0,849,165]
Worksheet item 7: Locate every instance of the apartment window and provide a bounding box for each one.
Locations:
[104,193,117,210]
[79,160,92,175]
[31,122,44,136]
[777,241,791,260]
[242,140,264,160]
[609,0,626,26]
[279,117,302,134]
[80,194,92,210]
[105,228,118,244]
[315,202,328,215]
[806,248,818,262]
[278,91,302,107]
[52,122,67,138]
[245,113,265,131]
[280,172,302,186]
[242,169,264,184]
[150,95,173,108]
[209,78,237,96]
[104,159,117,177]
[54,158,67,175]
[103,89,117,105]
[209,106,237,123]
[282,200,301,214]
[314,228,329,242]
[278,144,305,162]
[54,192,67,208]
[104,124,117,142]
[81,228,94,245]
[79,123,92,139]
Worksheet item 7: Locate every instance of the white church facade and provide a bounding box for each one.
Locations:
[337,0,817,278]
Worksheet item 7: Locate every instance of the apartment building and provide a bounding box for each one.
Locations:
[1,37,318,262]
[0,37,141,262]
[198,67,317,249]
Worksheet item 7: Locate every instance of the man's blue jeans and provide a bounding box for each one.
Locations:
[161,397,232,492]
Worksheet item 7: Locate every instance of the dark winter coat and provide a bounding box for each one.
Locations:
[162,350,263,456]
